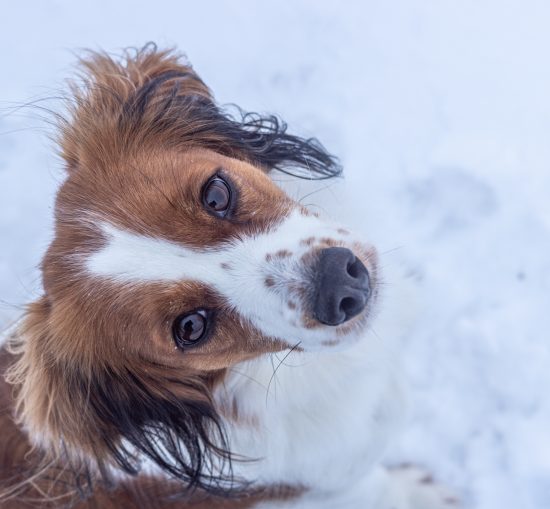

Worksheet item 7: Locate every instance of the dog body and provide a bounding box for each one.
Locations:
[0,46,456,508]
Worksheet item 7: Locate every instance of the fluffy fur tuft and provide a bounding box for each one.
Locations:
[60,43,341,180]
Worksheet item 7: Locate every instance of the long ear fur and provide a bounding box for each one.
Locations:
[60,43,342,180]
[166,101,343,180]
[6,299,237,499]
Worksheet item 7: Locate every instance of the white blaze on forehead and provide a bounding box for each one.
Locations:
[85,209,357,348]
[87,222,227,283]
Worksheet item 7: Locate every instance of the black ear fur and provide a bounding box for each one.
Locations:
[84,365,240,497]
[204,104,343,180]
[122,68,343,180]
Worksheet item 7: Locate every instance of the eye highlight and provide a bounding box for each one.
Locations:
[173,310,208,348]
[202,176,232,216]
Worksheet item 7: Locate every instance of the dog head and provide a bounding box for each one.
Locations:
[9,45,378,494]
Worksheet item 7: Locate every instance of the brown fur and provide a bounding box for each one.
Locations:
[1,43,343,506]
[5,46,295,484]
[1,347,299,509]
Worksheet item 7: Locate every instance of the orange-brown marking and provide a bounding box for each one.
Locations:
[300,236,316,247]
[274,249,292,259]
[319,237,339,247]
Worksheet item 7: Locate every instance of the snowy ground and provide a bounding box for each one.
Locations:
[1,2,549,508]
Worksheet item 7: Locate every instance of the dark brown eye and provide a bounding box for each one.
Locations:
[173,310,208,348]
[203,177,231,215]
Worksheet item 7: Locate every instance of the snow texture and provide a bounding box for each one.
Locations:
[0,2,549,508]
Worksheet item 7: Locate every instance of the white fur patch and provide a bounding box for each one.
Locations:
[218,340,406,492]
[84,209,360,349]
[80,210,449,508]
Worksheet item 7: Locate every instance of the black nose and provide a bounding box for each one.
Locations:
[313,247,371,326]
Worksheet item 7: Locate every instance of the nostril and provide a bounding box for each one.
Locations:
[339,296,357,316]
[346,257,363,279]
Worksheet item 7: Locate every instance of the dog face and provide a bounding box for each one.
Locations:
[9,45,378,494]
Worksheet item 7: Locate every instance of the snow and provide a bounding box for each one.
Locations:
[1,1,549,507]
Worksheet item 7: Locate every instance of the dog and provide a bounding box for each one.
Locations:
[0,44,459,508]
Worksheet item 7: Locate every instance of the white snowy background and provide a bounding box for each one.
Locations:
[1,2,549,508]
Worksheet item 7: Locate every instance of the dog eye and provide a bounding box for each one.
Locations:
[173,310,208,348]
[203,177,231,215]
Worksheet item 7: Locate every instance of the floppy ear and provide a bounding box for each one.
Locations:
[6,298,235,497]
[119,80,343,180]
[187,103,344,180]
[61,43,342,180]
[59,43,213,172]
